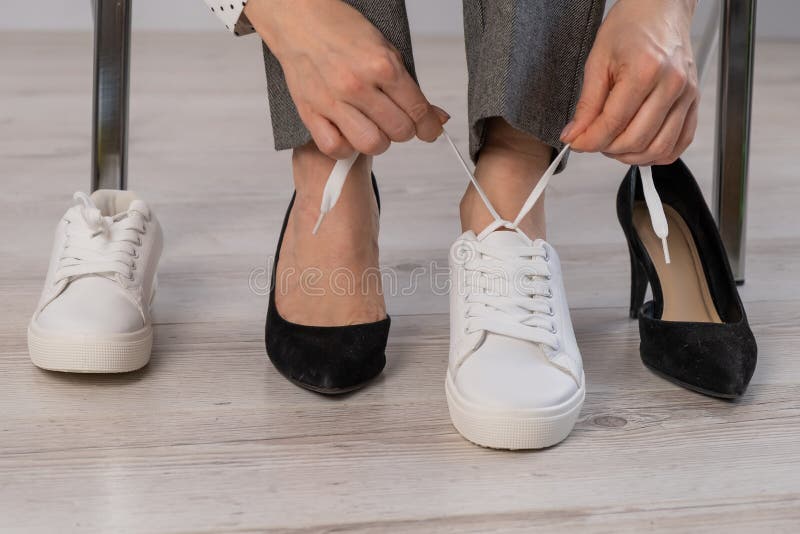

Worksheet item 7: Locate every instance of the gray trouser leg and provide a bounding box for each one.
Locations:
[261,0,415,151]
[262,0,605,160]
[463,0,606,162]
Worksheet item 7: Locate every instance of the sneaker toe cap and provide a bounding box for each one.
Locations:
[455,348,580,411]
[36,283,145,335]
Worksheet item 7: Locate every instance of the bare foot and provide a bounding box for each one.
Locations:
[460,118,553,239]
[275,142,386,326]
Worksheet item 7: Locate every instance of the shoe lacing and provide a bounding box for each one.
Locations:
[453,236,559,356]
[442,131,571,355]
[55,192,149,285]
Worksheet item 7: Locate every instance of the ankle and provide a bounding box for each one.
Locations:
[287,142,379,258]
[459,119,551,238]
[292,142,372,204]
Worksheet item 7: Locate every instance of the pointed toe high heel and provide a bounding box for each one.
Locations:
[266,171,390,395]
[617,159,757,399]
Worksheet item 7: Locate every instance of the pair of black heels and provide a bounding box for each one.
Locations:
[265,161,757,398]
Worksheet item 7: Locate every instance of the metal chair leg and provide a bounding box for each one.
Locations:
[91,0,132,192]
[713,0,757,284]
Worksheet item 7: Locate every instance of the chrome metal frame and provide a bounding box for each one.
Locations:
[90,0,132,192]
[713,0,757,283]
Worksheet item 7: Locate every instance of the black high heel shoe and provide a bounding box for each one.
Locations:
[265,174,390,395]
[616,159,757,398]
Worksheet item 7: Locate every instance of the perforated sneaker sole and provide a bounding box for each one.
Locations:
[27,321,153,373]
[445,371,585,450]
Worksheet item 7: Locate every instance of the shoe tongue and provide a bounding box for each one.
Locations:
[479,230,530,248]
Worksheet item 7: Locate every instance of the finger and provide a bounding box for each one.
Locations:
[561,54,610,143]
[379,68,443,142]
[328,102,391,155]
[431,105,451,125]
[602,70,687,155]
[607,92,694,166]
[570,72,659,153]
[302,109,355,160]
[347,88,416,142]
[655,98,698,165]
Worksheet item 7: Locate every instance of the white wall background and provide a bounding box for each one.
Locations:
[0,0,797,39]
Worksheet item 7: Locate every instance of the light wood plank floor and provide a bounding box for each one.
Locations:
[1,32,799,533]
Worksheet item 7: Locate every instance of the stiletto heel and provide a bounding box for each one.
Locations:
[616,159,757,398]
[627,242,648,319]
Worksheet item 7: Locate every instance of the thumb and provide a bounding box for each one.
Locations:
[561,56,610,144]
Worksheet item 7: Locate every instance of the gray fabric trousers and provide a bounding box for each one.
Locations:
[262,0,606,161]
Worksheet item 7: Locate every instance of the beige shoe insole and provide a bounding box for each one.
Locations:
[633,202,722,323]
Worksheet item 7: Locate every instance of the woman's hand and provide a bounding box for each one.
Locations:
[245,0,448,159]
[561,0,699,165]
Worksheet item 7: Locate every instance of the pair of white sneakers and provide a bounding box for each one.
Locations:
[30,139,583,449]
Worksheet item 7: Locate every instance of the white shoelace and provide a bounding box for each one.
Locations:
[454,237,560,355]
[639,165,671,264]
[311,132,670,263]
[445,130,567,354]
[55,193,148,284]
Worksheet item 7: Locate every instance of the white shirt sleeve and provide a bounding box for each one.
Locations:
[204,1,256,36]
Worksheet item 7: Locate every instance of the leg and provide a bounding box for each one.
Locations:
[713,0,756,283]
[447,1,605,449]
[261,0,416,326]
[460,0,606,237]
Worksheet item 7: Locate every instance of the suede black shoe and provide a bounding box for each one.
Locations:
[265,175,390,395]
[617,159,757,398]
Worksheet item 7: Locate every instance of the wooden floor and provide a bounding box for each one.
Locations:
[1,32,799,533]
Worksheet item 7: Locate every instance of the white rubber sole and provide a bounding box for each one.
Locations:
[445,371,585,450]
[27,321,153,373]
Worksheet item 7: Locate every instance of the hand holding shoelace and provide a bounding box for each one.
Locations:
[245,0,449,159]
[561,0,699,165]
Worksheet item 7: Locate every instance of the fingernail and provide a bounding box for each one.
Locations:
[433,106,451,124]
[560,120,575,142]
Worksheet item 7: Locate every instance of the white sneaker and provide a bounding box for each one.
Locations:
[447,230,585,449]
[28,191,163,373]
[443,133,584,449]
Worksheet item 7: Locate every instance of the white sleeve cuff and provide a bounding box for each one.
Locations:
[204,1,256,36]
